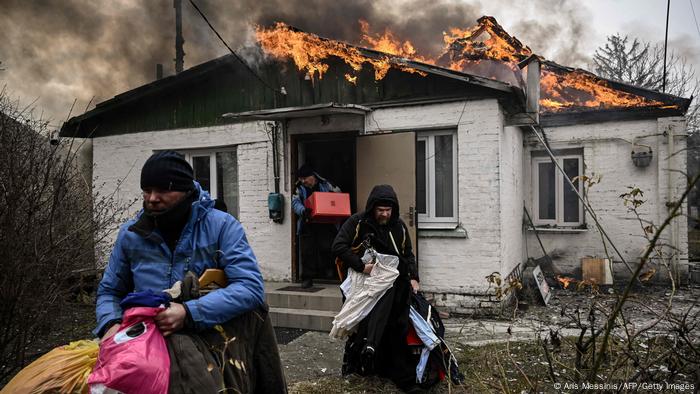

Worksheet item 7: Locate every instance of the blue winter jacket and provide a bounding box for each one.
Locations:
[94,182,264,336]
[291,173,339,234]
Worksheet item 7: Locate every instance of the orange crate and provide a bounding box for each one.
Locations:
[304,192,351,223]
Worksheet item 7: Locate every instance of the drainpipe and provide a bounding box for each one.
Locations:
[667,126,680,284]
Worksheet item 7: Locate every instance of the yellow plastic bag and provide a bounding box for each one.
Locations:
[1,339,98,394]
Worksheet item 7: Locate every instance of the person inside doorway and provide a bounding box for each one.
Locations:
[292,164,340,288]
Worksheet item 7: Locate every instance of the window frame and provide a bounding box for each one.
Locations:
[417,130,458,229]
[531,154,584,227]
[179,147,238,216]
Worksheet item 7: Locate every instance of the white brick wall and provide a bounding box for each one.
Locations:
[523,117,689,282]
[500,123,525,283]
[93,121,293,281]
[366,100,514,295]
[92,103,688,308]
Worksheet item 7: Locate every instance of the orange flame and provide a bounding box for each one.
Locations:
[255,21,426,82]
[255,17,675,114]
[442,17,531,66]
[556,276,575,289]
[359,20,435,65]
[539,68,665,112]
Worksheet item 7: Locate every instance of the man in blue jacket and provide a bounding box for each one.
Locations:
[95,151,285,393]
[291,164,340,288]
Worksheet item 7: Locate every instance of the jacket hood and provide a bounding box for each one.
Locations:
[364,184,400,224]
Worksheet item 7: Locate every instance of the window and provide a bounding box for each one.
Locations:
[532,154,583,226]
[417,131,458,228]
[181,148,239,218]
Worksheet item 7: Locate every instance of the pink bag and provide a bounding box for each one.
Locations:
[88,306,170,394]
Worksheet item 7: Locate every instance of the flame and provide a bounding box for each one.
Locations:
[556,276,575,289]
[442,17,532,65]
[359,20,435,65]
[539,68,666,112]
[256,21,427,82]
[255,17,676,114]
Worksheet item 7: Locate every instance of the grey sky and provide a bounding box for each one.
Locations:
[0,0,698,127]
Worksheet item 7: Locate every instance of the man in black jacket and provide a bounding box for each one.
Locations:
[332,184,421,392]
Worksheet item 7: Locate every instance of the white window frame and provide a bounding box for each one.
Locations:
[179,148,238,212]
[417,130,458,229]
[531,154,584,227]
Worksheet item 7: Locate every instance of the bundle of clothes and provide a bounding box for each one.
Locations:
[331,248,464,390]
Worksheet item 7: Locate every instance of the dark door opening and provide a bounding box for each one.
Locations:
[291,132,356,283]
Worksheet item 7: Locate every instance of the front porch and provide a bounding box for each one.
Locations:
[265,281,342,332]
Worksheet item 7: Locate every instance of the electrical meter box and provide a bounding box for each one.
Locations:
[268,192,284,223]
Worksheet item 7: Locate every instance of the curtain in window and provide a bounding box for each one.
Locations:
[216,151,238,217]
[434,135,453,217]
[538,162,555,220]
[416,140,427,214]
[563,158,579,222]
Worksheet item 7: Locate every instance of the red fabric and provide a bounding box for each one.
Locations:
[406,324,422,346]
[89,306,169,394]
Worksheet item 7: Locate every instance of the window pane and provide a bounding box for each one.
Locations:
[216,151,238,217]
[538,162,555,220]
[563,158,580,222]
[416,140,427,214]
[192,156,211,193]
[435,135,453,217]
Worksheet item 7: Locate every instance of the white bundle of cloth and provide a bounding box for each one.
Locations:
[329,248,399,339]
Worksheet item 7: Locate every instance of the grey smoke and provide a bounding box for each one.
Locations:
[0,0,594,124]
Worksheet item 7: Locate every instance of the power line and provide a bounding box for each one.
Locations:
[186,0,280,94]
[690,0,700,40]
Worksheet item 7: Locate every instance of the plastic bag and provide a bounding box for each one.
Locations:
[1,339,98,394]
[330,248,400,339]
[88,306,169,394]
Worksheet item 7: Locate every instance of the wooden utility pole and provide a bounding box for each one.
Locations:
[174,0,184,74]
[662,0,670,92]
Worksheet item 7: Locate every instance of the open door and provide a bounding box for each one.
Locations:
[356,132,417,256]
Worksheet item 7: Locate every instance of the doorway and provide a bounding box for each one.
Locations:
[291,132,356,283]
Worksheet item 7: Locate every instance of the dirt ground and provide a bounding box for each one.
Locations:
[6,284,699,392]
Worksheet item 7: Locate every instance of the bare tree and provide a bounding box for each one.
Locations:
[593,34,698,134]
[0,89,133,381]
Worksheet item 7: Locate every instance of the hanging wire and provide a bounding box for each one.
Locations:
[187,0,281,94]
[528,124,636,275]
[689,0,700,40]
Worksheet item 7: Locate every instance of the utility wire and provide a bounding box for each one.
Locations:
[186,0,280,94]
[528,124,636,276]
[690,0,700,40]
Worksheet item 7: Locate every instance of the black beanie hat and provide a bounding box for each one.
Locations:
[140,150,194,191]
[297,164,314,178]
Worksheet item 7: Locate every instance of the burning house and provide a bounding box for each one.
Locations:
[61,17,692,314]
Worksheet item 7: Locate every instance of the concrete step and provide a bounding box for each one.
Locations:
[269,307,337,332]
[264,282,342,332]
[265,282,343,312]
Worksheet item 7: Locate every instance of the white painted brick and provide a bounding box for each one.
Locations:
[523,117,689,282]
[93,121,293,281]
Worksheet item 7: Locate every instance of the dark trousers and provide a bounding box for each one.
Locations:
[343,278,416,390]
[299,223,336,281]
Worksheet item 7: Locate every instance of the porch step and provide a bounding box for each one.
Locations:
[265,282,343,332]
[269,307,337,332]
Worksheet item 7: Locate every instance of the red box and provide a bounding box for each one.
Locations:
[304,192,351,223]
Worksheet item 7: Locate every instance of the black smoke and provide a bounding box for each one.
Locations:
[0,0,592,124]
